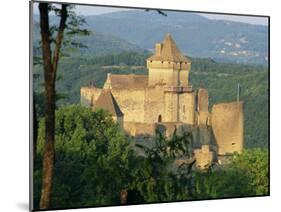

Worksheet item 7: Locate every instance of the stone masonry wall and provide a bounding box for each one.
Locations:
[123,122,156,136]
[211,101,244,155]
[110,89,145,123]
[144,86,165,123]
[147,61,190,86]
[197,88,210,126]
[80,87,102,107]
[164,92,179,122]
[179,91,196,125]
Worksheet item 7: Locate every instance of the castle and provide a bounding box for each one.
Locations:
[80,34,244,169]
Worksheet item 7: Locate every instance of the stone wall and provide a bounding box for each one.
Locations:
[80,87,102,107]
[164,92,179,122]
[211,101,244,155]
[197,88,210,126]
[147,60,190,86]
[192,125,216,149]
[178,91,195,125]
[179,70,189,86]
[194,145,215,170]
[143,86,165,123]
[111,89,146,123]
[156,122,193,138]
[123,122,156,136]
[148,67,175,86]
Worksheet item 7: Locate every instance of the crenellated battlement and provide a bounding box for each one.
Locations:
[146,60,191,70]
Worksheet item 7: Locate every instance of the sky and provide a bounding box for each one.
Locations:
[33,3,268,26]
[75,5,268,26]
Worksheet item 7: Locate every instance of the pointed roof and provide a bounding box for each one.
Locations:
[94,89,123,117]
[147,34,190,63]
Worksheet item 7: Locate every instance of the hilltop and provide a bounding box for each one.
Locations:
[33,11,268,64]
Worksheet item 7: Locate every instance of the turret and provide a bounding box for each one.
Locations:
[147,34,191,87]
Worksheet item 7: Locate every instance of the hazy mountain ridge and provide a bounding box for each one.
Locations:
[33,10,268,64]
[32,14,146,56]
[83,10,268,64]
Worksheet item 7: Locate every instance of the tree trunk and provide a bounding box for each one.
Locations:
[38,3,68,209]
[120,189,128,205]
[39,81,56,209]
[33,100,38,163]
[38,3,55,209]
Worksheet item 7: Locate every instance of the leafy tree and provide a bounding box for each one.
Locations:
[34,105,269,208]
[193,169,253,199]
[37,2,89,208]
[35,105,134,209]
[231,149,269,195]
[193,149,269,199]
[134,128,195,202]
[35,110,196,208]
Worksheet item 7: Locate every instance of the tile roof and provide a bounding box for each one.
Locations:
[94,89,123,117]
[147,33,190,63]
[106,74,148,89]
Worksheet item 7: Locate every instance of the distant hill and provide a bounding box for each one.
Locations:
[32,15,146,56]
[83,10,268,64]
[33,11,268,64]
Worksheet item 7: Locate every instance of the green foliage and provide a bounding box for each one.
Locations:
[193,169,253,199]
[33,53,269,209]
[193,149,269,199]
[190,58,268,149]
[33,5,91,66]
[35,105,133,209]
[231,149,269,195]
[85,51,149,66]
[133,129,194,202]
[34,105,269,209]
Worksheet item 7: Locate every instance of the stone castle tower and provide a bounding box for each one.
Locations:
[146,34,194,124]
[80,34,244,168]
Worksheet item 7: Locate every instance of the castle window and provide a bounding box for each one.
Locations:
[158,115,162,122]
[183,105,185,112]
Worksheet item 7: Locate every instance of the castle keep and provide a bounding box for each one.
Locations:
[80,34,244,168]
